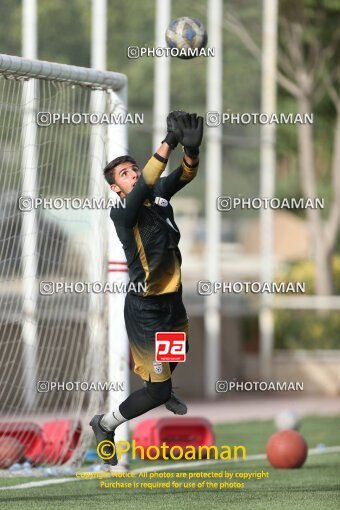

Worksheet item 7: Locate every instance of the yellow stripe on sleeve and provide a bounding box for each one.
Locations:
[142,156,167,186]
[179,159,199,183]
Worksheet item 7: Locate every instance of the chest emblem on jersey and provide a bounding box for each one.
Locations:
[154,196,168,207]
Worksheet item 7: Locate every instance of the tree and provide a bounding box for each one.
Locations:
[223,0,340,295]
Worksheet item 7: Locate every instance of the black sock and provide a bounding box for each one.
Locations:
[119,378,172,420]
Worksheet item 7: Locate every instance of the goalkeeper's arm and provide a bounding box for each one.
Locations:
[154,112,203,198]
[183,153,199,167]
[154,155,199,200]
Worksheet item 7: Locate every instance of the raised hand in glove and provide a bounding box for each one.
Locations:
[162,110,189,150]
[168,113,204,158]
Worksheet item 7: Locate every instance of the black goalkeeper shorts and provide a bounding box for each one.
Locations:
[124,288,189,382]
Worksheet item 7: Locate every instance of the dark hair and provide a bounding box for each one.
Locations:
[103,155,138,185]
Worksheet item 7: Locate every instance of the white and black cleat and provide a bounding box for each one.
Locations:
[89,414,118,466]
[165,391,188,415]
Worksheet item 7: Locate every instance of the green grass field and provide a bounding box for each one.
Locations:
[0,415,339,510]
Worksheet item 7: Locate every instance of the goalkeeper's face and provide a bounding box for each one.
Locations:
[110,162,141,198]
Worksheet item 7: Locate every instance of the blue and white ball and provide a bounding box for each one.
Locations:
[275,410,300,431]
[165,17,208,59]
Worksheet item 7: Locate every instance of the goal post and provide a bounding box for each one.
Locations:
[0,53,127,89]
[0,53,129,468]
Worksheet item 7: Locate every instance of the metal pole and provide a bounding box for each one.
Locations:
[21,0,38,410]
[152,0,171,162]
[0,53,126,87]
[259,0,278,380]
[204,0,223,398]
[107,85,130,469]
[91,0,129,469]
[91,0,106,70]
[22,0,37,57]
[89,0,107,409]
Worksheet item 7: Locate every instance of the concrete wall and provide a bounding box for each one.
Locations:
[242,351,340,396]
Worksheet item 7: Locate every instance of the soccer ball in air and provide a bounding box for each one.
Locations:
[165,17,208,59]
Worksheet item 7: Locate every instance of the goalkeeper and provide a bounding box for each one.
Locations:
[90,112,203,465]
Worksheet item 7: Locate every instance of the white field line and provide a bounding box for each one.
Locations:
[1,445,339,491]
[131,445,340,473]
[0,477,78,490]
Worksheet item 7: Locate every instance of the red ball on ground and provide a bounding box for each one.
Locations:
[266,429,308,469]
[0,436,25,468]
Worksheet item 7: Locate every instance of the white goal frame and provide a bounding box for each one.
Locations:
[0,53,130,462]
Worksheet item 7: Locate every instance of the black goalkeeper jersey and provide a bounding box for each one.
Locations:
[110,154,198,296]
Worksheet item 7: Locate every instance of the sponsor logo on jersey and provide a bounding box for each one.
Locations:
[155,332,186,362]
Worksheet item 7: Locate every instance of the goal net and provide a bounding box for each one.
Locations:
[0,54,129,472]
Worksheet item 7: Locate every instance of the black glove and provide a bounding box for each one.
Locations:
[168,113,204,158]
[162,110,189,149]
